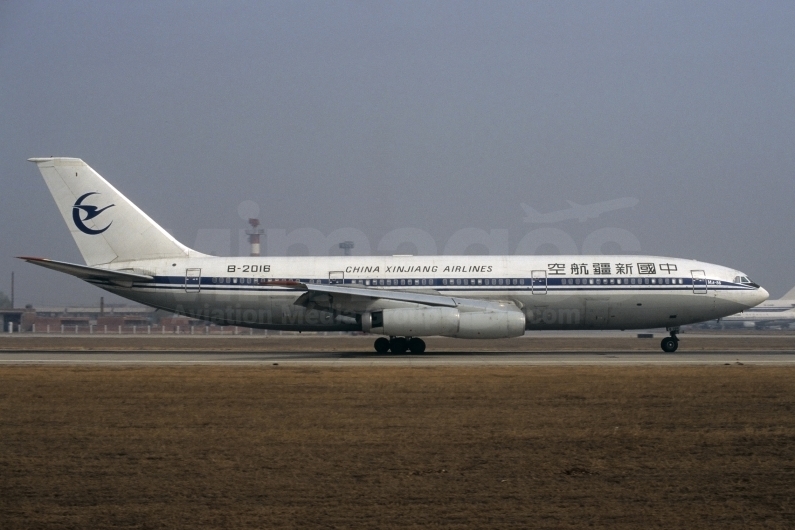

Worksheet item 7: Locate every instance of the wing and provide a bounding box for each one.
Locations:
[271,281,517,313]
[297,282,456,308]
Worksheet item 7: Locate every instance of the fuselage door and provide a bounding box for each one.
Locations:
[329,271,344,285]
[185,268,201,293]
[691,270,707,294]
[531,270,547,294]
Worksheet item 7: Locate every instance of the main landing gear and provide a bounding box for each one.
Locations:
[373,336,426,354]
[660,328,679,353]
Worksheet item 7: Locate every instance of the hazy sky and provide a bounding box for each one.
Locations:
[1,1,794,306]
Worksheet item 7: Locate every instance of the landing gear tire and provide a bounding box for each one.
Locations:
[408,337,426,354]
[390,337,409,354]
[373,336,426,354]
[374,337,390,353]
[660,336,678,353]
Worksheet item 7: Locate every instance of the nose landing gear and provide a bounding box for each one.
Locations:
[661,327,679,353]
[373,336,426,354]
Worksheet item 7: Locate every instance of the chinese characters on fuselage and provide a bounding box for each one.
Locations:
[550,262,676,275]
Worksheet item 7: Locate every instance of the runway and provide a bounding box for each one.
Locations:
[2,333,794,365]
[2,350,795,365]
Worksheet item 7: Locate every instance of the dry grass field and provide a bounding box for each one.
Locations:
[1,365,794,529]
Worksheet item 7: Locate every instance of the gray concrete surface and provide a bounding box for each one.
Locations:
[1,350,794,366]
[2,332,794,365]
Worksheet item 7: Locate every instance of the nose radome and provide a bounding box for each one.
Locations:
[752,286,769,307]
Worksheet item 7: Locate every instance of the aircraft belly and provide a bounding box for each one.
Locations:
[523,298,585,330]
[522,292,729,330]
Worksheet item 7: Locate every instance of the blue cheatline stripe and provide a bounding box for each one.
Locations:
[88,274,756,294]
[161,274,752,289]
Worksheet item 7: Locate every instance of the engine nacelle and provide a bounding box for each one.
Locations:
[374,307,460,337]
[367,306,525,339]
[455,309,526,339]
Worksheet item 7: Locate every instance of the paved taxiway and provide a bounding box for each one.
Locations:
[2,332,794,365]
[2,350,795,365]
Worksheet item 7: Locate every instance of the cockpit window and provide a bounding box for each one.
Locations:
[734,275,759,287]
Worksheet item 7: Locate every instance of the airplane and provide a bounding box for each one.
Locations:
[718,308,795,329]
[716,285,795,329]
[750,285,795,311]
[521,197,639,223]
[21,158,768,354]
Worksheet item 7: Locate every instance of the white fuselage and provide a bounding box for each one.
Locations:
[94,254,767,333]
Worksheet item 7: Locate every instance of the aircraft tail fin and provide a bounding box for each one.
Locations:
[28,157,201,266]
[780,285,795,300]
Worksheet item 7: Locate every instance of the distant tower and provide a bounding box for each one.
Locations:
[339,241,354,256]
[246,218,265,256]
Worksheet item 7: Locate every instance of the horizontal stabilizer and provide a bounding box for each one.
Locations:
[17,256,153,284]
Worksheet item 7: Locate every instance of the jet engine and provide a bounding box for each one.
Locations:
[362,306,525,339]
